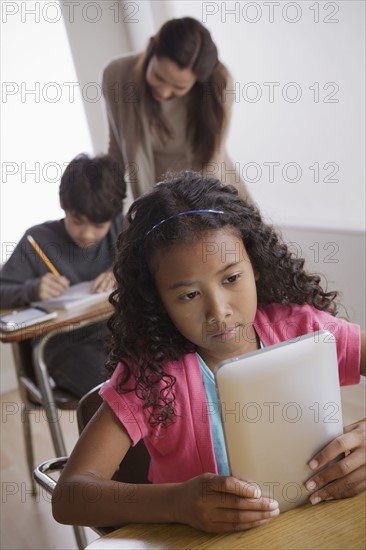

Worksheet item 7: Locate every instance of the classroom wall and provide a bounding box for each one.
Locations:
[60,0,131,154]
[1,5,93,249]
[61,0,172,153]
[60,0,365,230]
[167,0,365,231]
[2,0,364,238]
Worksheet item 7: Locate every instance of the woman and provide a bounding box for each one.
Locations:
[102,17,249,203]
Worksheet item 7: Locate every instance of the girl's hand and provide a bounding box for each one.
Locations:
[175,473,279,533]
[39,273,70,300]
[305,421,366,504]
[91,271,116,293]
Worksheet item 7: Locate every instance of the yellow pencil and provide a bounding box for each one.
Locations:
[27,234,61,276]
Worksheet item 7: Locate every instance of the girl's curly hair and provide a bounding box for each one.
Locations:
[106,171,339,428]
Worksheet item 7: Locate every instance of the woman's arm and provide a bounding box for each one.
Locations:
[52,402,279,532]
[102,60,141,205]
[102,67,127,177]
[103,94,126,177]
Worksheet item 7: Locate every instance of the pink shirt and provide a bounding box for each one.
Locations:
[100,304,361,483]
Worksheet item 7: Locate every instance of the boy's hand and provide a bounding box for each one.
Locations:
[39,273,70,300]
[175,473,279,533]
[91,271,116,293]
[305,421,366,504]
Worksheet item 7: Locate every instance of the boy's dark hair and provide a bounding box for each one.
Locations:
[59,153,126,222]
[107,171,339,428]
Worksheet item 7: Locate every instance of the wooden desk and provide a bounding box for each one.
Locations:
[86,492,365,550]
[0,301,113,343]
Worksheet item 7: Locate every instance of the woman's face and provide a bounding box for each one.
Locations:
[146,55,197,101]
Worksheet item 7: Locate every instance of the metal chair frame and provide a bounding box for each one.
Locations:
[11,329,77,490]
[33,383,151,549]
[9,319,106,549]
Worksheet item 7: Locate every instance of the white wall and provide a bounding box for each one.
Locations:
[281,226,365,329]
[4,1,363,239]
[60,0,131,154]
[1,2,93,255]
[167,1,365,231]
[58,0,365,232]
[60,0,173,154]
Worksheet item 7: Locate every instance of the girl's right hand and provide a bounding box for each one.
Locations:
[39,273,70,300]
[176,473,280,533]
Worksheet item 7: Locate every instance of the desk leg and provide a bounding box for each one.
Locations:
[11,343,37,495]
[33,334,88,550]
[32,335,67,457]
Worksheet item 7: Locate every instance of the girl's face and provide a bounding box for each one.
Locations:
[150,228,259,370]
[145,55,197,102]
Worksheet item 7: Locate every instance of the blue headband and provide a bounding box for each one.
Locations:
[145,209,224,237]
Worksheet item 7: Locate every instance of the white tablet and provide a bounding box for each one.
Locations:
[215,330,343,512]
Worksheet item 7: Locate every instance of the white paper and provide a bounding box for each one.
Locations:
[32,281,110,311]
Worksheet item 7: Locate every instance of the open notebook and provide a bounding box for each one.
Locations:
[32,281,111,311]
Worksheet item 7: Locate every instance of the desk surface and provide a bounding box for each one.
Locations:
[0,301,113,343]
[86,492,365,550]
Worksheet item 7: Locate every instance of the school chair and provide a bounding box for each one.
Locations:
[33,383,150,550]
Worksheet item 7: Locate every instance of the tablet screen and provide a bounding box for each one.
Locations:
[215,331,343,512]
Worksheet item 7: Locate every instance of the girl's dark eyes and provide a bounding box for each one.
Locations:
[179,291,199,301]
[178,274,242,301]
[224,273,241,284]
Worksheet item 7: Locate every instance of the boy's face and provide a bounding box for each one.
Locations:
[150,227,259,370]
[64,210,111,248]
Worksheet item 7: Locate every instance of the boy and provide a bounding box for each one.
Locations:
[0,154,126,397]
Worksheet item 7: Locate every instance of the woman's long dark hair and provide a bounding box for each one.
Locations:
[138,17,227,167]
[107,171,339,428]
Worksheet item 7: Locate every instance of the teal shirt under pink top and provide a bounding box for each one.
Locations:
[100,303,361,484]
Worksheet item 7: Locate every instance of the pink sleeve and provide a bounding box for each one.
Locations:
[288,305,361,386]
[256,304,361,386]
[323,314,361,386]
[300,306,361,386]
[99,363,149,446]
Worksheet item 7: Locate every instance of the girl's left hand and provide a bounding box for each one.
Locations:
[305,421,366,504]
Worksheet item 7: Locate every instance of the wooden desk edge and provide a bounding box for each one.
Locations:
[0,302,113,342]
[85,492,366,550]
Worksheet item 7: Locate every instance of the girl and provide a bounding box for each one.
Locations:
[53,172,365,532]
[102,17,249,203]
